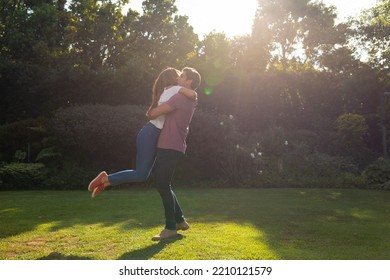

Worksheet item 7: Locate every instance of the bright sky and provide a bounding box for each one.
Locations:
[126,0,379,38]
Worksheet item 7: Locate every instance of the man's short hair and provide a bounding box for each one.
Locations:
[182,67,201,90]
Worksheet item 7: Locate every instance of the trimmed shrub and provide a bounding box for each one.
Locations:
[363,158,390,190]
[52,104,147,168]
[41,161,101,190]
[186,110,249,184]
[0,163,47,190]
[51,105,259,187]
[246,152,365,189]
[35,146,62,169]
[332,113,375,168]
[0,118,48,162]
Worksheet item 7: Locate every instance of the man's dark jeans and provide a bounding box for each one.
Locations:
[154,148,185,230]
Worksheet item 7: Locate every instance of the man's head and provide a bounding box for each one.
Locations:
[178,67,201,90]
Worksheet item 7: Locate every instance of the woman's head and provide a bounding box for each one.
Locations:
[150,67,180,110]
[153,68,180,97]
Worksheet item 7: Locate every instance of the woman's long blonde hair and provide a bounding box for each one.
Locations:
[149,67,180,111]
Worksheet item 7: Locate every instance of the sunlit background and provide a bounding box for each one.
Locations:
[125,0,378,38]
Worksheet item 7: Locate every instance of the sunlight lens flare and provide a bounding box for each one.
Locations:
[204,86,213,96]
[202,65,229,96]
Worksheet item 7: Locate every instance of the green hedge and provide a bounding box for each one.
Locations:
[48,104,375,189]
[52,104,146,167]
[363,158,390,190]
[0,118,48,162]
[51,104,245,182]
[0,163,47,190]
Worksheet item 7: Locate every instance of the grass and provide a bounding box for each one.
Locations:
[0,187,389,260]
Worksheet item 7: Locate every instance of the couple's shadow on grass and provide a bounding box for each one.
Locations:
[38,252,92,260]
[37,234,184,260]
[118,234,185,260]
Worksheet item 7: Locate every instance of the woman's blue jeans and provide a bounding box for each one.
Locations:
[108,122,161,186]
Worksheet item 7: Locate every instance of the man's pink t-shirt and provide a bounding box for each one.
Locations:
[157,94,197,153]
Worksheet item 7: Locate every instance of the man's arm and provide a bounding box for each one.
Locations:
[146,103,174,120]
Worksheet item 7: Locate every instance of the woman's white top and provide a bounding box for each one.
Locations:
[149,85,182,129]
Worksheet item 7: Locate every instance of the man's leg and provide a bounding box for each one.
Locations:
[154,148,184,230]
[171,190,185,224]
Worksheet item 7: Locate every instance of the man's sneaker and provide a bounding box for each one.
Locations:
[91,184,105,198]
[88,171,107,192]
[176,221,190,231]
[152,229,177,241]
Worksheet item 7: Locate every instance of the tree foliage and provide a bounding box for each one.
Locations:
[350,0,390,73]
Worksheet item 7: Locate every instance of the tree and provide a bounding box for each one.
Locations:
[0,0,67,62]
[196,32,231,92]
[0,0,69,122]
[350,0,389,79]
[252,0,348,71]
[128,0,198,72]
[65,0,129,70]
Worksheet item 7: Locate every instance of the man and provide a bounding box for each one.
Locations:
[147,67,201,241]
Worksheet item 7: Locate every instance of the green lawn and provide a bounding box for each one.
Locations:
[0,188,389,260]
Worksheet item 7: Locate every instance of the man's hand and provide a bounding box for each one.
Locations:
[146,103,174,120]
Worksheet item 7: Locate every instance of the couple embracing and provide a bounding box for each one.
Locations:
[88,67,201,241]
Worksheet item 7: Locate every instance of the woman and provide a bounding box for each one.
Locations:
[88,67,197,198]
